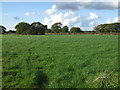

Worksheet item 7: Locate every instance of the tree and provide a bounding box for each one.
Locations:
[15,22,47,35]
[94,23,120,32]
[29,22,45,35]
[70,27,82,33]
[62,26,69,33]
[15,22,30,34]
[51,22,62,33]
[0,25,6,34]
[94,24,106,32]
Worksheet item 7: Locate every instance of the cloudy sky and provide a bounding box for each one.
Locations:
[1,0,120,31]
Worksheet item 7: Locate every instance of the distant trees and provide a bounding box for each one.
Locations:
[50,23,69,33]
[15,22,30,34]
[0,25,6,34]
[70,27,82,33]
[13,22,120,35]
[29,22,46,35]
[51,22,62,33]
[14,22,83,35]
[62,26,69,33]
[94,23,120,32]
[45,25,69,33]
[15,22,47,35]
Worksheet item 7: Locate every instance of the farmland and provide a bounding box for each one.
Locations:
[2,35,118,88]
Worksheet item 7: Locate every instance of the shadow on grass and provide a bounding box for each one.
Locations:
[34,71,49,88]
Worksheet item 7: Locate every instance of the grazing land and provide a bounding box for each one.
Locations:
[2,35,118,88]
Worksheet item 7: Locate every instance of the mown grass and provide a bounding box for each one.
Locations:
[2,34,118,88]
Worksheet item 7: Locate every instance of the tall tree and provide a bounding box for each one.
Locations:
[62,26,69,33]
[15,22,47,35]
[30,22,46,35]
[15,22,30,34]
[51,22,62,33]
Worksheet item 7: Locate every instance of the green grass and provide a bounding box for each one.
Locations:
[2,35,118,88]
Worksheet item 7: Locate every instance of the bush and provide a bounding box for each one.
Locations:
[70,27,82,33]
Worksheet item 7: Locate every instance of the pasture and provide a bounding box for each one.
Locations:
[2,35,118,88]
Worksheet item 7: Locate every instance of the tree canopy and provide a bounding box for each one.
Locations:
[15,22,30,34]
[0,25,6,34]
[70,27,82,33]
[94,23,120,32]
[13,22,120,35]
[15,22,47,35]
[51,22,62,33]
[29,22,46,35]
[62,26,69,33]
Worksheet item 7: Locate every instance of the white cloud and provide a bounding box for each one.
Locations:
[43,11,81,28]
[63,15,81,26]
[88,12,99,20]
[43,11,100,29]
[89,21,94,26]
[63,11,75,18]
[45,5,57,14]
[24,12,36,16]
[113,17,118,22]
[24,12,30,16]
[106,19,111,23]
[43,1,118,30]
[106,17,119,24]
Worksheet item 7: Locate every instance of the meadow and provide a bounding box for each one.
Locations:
[2,34,118,88]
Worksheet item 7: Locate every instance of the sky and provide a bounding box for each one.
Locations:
[1,0,120,31]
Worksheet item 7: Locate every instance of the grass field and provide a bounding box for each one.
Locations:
[2,35,118,88]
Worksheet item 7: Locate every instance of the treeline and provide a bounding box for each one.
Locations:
[94,23,120,32]
[0,22,120,35]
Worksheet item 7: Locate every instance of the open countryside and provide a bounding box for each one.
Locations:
[1,1,120,88]
[2,35,118,88]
